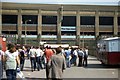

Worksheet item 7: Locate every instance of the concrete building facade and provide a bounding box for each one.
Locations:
[1,2,120,46]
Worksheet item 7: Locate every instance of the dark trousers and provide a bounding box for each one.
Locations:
[30,57,36,71]
[20,58,25,71]
[83,56,88,66]
[46,62,50,79]
[36,56,42,71]
[6,69,16,80]
[70,55,77,66]
[78,56,83,67]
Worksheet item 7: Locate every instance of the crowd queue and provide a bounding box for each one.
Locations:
[0,43,89,80]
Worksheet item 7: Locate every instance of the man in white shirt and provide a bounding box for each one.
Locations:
[83,47,89,67]
[35,46,44,71]
[29,46,36,71]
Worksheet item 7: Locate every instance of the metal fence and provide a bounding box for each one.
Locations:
[3,34,97,56]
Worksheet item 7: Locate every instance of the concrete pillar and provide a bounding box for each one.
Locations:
[57,7,63,44]
[95,10,99,38]
[0,2,2,36]
[113,10,118,36]
[37,9,42,46]
[76,10,80,47]
[17,9,22,44]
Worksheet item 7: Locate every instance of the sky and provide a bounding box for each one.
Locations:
[1,0,120,5]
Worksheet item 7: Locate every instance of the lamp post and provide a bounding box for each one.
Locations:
[25,20,31,45]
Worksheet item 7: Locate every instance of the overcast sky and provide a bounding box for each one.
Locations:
[1,0,120,5]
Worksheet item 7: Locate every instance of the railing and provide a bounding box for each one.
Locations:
[22,24,37,26]
[2,24,117,33]
[2,24,115,28]
[42,24,57,27]
[99,25,113,27]
[20,35,95,39]
[2,24,17,26]
[81,25,95,28]
[3,34,96,39]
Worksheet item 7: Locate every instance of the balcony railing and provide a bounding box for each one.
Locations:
[2,24,118,32]
[22,24,37,26]
[20,35,95,39]
[2,24,17,26]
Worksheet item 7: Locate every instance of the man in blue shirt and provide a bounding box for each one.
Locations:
[64,47,71,68]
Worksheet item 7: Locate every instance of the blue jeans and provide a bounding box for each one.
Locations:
[36,56,42,71]
[30,57,36,71]
[66,58,71,68]
[6,69,17,80]
[70,55,77,66]
[20,58,25,71]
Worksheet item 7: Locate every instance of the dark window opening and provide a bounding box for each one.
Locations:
[62,16,76,26]
[42,16,57,24]
[2,31,17,34]
[80,32,95,35]
[22,15,37,24]
[99,32,113,35]
[99,17,113,25]
[22,31,37,35]
[81,16,95,25]
[118,17,120,25]
[2,15,17,24]
[118,32,120,35]
[61,31,76,35]
[42,32,57,35]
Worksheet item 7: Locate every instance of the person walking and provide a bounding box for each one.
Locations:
[44,46,54,79]
[29,46,36,72]
[64,47,71,68]
[70,48,77,66]
[19,46,26,71]
[3,43,20,80]
[77,48,84,67]
[83,47,89,67]
[48,46,66,79]
[35,46,44,71]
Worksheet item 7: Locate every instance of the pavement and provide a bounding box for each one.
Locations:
[2,56,120,80]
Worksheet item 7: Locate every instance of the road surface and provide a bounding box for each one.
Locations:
[2,56,120,80]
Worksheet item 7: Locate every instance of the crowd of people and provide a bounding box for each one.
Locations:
[0,43,89,80]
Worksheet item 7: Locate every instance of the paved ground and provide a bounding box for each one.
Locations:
[2,56,120,80]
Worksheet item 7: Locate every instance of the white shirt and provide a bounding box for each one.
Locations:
[85,49,88,56]
[78,50,84,57]
[73,50,78,56]
[29,48,36,57]
[5,50,18,70]
[36,48,44,57]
